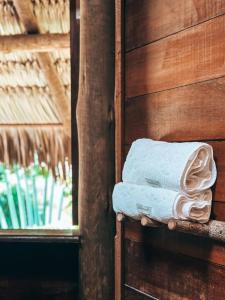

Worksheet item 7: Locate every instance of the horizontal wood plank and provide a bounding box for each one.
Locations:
[126,0,225,51]
[124,285,155,299]
[125,77,225,143]
[0,229,80,243]
[126,14,225,98]
[212,201,225,221]
[125,220,225,266]
[125,77,225,202]
[212,174,225,202]
[0,242,78,299]
[125,239,225,299]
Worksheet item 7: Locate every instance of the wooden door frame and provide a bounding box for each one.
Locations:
[70,0,79,225]
[115,0,125,299]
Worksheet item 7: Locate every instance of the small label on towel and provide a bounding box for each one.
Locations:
[136,203,152,215]
[145,178,161,187]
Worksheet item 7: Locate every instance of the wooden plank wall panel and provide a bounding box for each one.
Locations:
[125,79,225,204]
[123,1,225,299]
[70,0,79,225]
[0,242,78,299]
[115,0,125,298]
[126,14,225,99]
[125,221,225,267]
[212,201,225,221]
[125,77,225,143]
[125,239,225,300]
[126,0,225,51]
[124,286,155,300]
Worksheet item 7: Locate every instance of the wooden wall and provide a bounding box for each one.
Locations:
[123,0,225,298]
[0,241,78,299]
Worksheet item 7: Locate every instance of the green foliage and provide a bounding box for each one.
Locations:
[0,162,72,229]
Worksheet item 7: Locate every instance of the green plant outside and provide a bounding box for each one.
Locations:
[0,160,72,229]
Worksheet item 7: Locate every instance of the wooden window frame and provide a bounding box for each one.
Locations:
[0,0,80,241]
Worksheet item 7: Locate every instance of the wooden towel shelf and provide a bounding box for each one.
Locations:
[116,213,225,243]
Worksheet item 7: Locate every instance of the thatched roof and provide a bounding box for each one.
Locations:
[0,0,71,170]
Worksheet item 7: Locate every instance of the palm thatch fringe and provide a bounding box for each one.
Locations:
[0,0,71,173]
[0,127,71,173]
[0,52,70,87]
[0,86,60,123]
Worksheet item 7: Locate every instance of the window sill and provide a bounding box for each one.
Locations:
[0,228,80,243]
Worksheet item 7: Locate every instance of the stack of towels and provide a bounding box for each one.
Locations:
[113,139,217,224]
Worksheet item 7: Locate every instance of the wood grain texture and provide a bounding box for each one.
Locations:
[167,219,225,242]
[213,174,225,202]
[115,0,125,182]
[123,2,225,299]
[70,0,79,225]
[0,242,78,299]
[125,77,225,143]
[124,285,156,299]
[125,220,225,266]
[125,78,225,203]
[126,0,225,51]
[77,1,115,299]
[0,229,79,236]
[212,201,225,221]
[0,33,69,53]
[0,280,77,300]
[126,14,225,98]
[115,0,125,299]
[125,239,225,300]
[13,0,39,34]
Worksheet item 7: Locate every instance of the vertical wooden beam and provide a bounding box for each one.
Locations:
[115,0,125,299]
[77,1,115,299]
[70,0,79,225]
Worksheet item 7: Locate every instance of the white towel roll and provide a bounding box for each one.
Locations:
[123,139,217,194]
[113,183,212,224]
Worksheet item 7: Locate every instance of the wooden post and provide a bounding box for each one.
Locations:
[115,0,125,299]
[77,1,115,299]
[70,0,79,225]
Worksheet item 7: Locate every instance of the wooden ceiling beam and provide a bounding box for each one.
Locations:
[13,0,71,137]
[0,33,69,53]
[37,52,71,135]
[13,0,40,34]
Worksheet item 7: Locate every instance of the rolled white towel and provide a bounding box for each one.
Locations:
[123,139,217,194]
[113,183,212,224]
